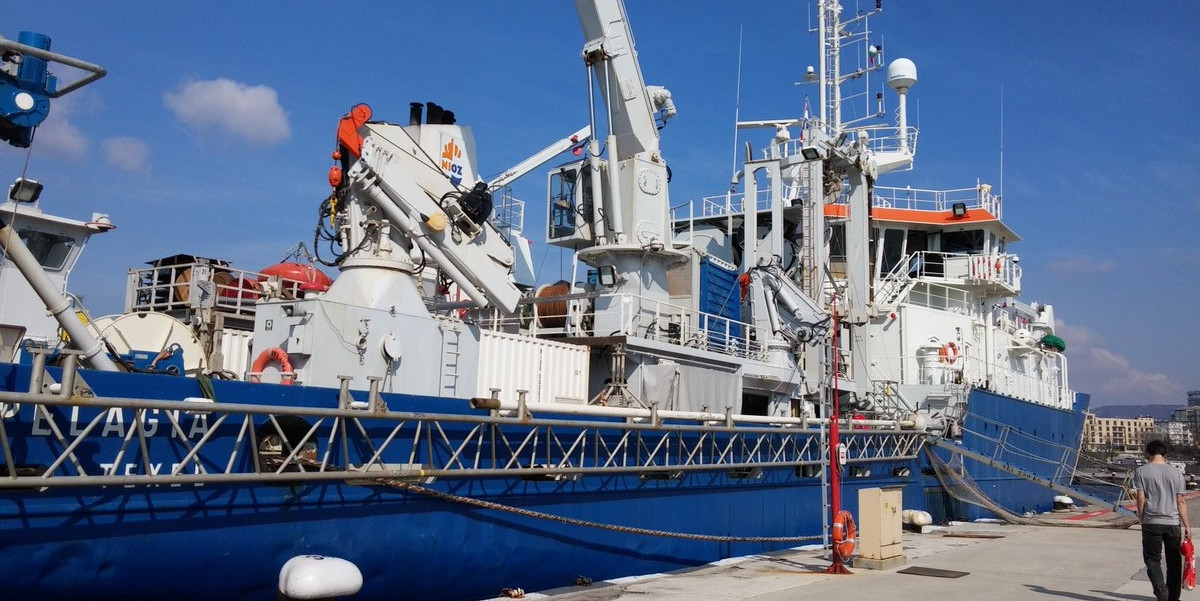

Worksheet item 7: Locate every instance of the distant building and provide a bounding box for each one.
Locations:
[1167,420,1196,448]
[1082,411,1158,453]
[1190,390,1200,407]
[1172,405,1200,446]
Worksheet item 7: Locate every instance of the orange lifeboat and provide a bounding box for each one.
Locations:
[258,263,333,298]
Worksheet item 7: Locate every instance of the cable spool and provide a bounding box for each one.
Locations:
[173,268,232,303]
[535,281,571,328]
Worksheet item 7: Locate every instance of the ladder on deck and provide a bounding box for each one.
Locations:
[441,325,463,396]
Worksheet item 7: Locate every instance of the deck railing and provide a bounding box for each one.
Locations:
[0,352,925,490]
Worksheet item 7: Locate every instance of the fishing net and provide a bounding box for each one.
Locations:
[925,444,1137,528]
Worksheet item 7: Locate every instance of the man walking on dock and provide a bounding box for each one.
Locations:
[1134,439,1192,601]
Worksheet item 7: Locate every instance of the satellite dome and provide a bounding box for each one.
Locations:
[887,58,917,92]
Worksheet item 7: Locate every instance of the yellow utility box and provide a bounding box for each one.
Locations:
[856,486,906,569]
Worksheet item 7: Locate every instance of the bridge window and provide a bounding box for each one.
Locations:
[17,228,74,271]
[942,229,983,254]
[880,228,905,275]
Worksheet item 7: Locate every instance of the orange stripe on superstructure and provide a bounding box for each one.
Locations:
[824,205,848,218]
[822,205,999,224]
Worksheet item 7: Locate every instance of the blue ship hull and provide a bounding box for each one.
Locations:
[920,388,1092,522]
[0,363,1085,600]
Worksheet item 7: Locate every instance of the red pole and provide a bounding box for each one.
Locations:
[826,297,851,574]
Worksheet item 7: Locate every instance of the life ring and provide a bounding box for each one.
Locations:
[250,347,295,385]
[832,510,857,559]
[938,341,959,364]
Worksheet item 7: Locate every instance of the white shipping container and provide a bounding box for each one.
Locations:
[477,330,589,404]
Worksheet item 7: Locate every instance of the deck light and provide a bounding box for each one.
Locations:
[951,202,968,218]
[8,178,42,203]
[801,146,822,160]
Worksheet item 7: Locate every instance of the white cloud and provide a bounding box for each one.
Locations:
[102,137,150,173]
[31,101,88,159]
[163,79,290,146]
[1055,319,1183,405]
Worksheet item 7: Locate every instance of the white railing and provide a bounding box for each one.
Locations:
[668,189,775,225]
[493,190,525,234]
[880,351,1073,412]
[469,291,768,363]
[759,122,917,167]
[872,183,1002,218]
[993,299,1045,337]
[125,260,266,318]
[905,282,977,315]
[970,355,1074,411]
[876,251,1021,308]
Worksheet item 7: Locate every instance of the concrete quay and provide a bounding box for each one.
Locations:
[508,506,1190,601]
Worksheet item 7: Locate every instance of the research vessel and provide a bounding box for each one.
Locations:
[0,1,1091,599]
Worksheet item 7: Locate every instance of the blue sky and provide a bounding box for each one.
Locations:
[2,1,1197,408]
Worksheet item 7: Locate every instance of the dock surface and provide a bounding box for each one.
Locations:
[495,501,1197,601]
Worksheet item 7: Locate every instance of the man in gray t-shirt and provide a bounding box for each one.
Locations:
[1133,439,1192,601]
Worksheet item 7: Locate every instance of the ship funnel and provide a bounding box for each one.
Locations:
[409,102,424,126]
[426,102,444,125]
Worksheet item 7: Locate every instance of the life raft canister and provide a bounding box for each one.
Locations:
[832,509,857,559]
[250,347,295,385]
[937,341,959,364]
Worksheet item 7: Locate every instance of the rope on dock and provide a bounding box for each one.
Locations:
[377,478,823,543]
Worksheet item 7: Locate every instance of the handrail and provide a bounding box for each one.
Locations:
[0,381,926,490]
[875,349,1073,411]
[875,250,1021,307]
[872,183,1002,217]
[471,291,768,362]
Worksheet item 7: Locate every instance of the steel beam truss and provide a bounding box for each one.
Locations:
[0,387,925,490]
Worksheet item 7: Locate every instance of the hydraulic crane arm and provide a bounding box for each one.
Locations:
[575,0,674,161]
[489,126,590,192]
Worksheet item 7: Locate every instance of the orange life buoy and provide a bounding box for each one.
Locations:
[832,510,857,559]
[938,341,959,364]
[250,347,295,385]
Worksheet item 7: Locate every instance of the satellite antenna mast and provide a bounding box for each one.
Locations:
[999,83,1005,199]
[730,26,744,188]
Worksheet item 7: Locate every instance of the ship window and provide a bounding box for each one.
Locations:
[742,392,769,416]
[880,228,905,275]
[828,224,846,259]
[16,228,74,271]
[942,229,984,254]
[548,167,578,239]
[907,230,929,254]
[547,164,591,240]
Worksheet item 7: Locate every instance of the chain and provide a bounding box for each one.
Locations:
[378,479,822,543]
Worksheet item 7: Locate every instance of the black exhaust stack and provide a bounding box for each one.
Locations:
[425,102,444,125]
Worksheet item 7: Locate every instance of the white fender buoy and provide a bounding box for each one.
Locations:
[903,509,933,526]
[278,555,363,600]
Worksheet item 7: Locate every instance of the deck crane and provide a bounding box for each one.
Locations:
[0,30,116,371]
[545,0,687,331]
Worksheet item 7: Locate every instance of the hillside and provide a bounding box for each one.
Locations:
[1090,404,1181,421]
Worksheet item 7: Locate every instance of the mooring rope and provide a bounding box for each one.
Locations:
[378,479,823,543]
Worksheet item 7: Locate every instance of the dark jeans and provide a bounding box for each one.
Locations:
[1142,523,1183,601]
